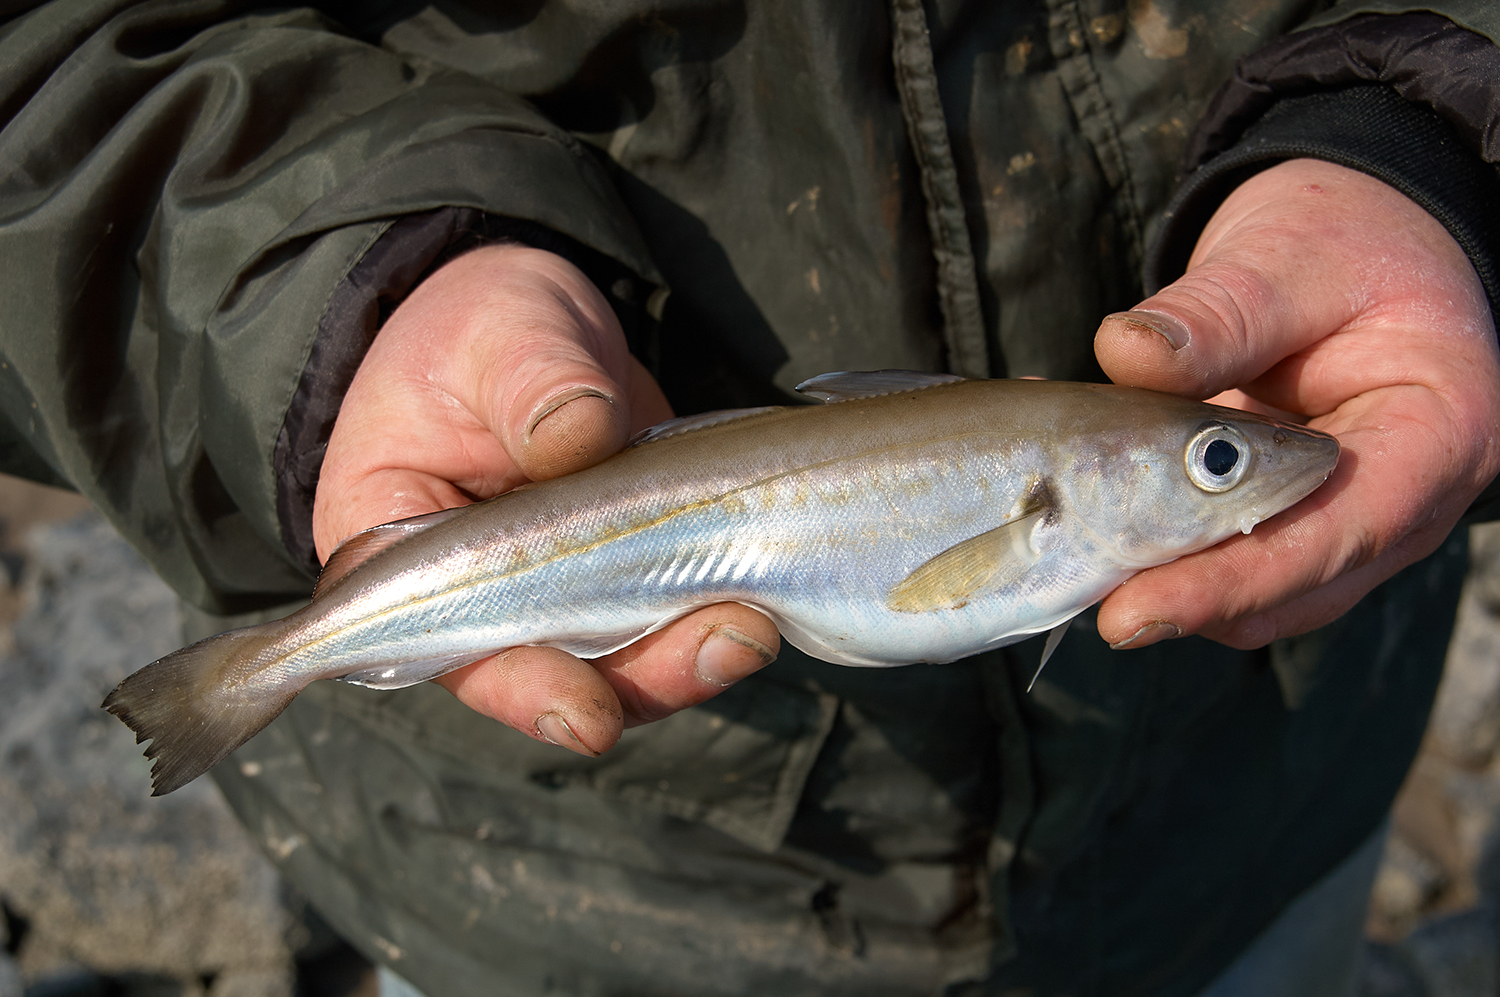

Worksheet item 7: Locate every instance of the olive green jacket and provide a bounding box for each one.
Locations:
[1,2,1496,994]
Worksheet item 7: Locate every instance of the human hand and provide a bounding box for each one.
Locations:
[313,244,779,756]
[1093,158,1500,650]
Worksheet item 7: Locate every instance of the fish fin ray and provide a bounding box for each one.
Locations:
[543,610,694,658]
[314,507,465,601]
[338,650,498,689]
[1028,619,1072,692]
[794,370,965,403]
[628,407,780,447]
[102,624,295,796]
[886,512,1043,612]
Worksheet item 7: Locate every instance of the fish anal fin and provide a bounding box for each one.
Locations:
[314,507,465,601]
[1028,619,1072,692]
[338,650,499,690]
[795,370,966,403]
[887,510,1044,613]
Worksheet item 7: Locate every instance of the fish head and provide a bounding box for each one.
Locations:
[1056,389,1341,567]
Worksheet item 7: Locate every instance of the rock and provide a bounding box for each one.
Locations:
[1428,580,1500,766]
[1358,942,1428,997]
[0,513,295,995]
[0,952,20,997]
[1369,834,1449,938]
[1466,523,1500,613]
[1399,904,1499,997]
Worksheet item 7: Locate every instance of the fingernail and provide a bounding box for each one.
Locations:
[1109,621,1182,650]
[535,712,597,756]
[695,628,777,687]
[1109,310,1190,351]
[525,388,612,443]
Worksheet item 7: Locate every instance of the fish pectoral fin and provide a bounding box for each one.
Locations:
[314,506,467,601]
[886,510,1045,613]
[794,370,966,402]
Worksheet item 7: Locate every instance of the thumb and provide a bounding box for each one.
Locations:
[1094,162,1366,400]
[313,245,671,561]
[451,245,666,482]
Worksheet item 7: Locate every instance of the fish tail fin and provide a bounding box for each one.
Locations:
[103,625,295,796]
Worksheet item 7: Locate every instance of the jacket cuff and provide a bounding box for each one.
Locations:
[274,209,659,575]
[1146,13,1500,322]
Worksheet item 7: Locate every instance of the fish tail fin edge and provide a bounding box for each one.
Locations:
[103,628,296,796]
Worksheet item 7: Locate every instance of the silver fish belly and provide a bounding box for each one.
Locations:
[105,373,1340,794]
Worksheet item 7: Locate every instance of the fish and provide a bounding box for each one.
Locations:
[104,372,1340,795]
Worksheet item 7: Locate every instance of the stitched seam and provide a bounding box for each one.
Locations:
[889,0,991,378]
[1047,0,1146,268]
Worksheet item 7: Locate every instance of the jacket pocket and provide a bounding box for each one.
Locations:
[290,657,838,854]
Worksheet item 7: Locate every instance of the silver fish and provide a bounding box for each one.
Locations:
[105,372,1339,794]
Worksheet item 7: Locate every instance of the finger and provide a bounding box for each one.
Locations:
[448,245,670,481]
[1094,250,1352,402]
[313,467,478,564]
[434,645,626,756]
[1096,388,1470,648]
[1196,543,1436,649]
[431,603,780,749]
[591,604,780,726]
[1095,160,1377,400]
[314,246,674,558]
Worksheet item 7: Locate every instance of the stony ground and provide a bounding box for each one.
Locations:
[0,473,1495,997]
[1363,522,1500,997]
[0,479,372,997]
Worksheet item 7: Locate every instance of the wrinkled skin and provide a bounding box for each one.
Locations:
[314,159,1500,754]
[1093,159,1500,650]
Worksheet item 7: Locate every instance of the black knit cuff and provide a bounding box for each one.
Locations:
[1146,84,1500,320]
[272,208,657,576]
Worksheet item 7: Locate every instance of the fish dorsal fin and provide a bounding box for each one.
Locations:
[313,506,464,601]
[795,370,966,403]
[886,479,1057,613]
[628,407,780,447]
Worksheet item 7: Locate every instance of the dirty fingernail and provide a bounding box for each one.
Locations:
[535,712,597,756]
[1108,310,1190,351]
[526,388,612,444]
[1110,621,1182,650]
[695,628,777,686]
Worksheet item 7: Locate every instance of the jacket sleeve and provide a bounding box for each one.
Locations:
[0,2,661,613]
[1146,8,1500,309]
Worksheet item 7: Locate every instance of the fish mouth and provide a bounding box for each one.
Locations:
[1248,422,1341,522]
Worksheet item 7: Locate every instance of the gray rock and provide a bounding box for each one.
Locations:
[0,952,20,997]
[1370,834,1449,933]
[1429,579,1500,766]
[0,513,294,995]
[1467,522,1500,613]
[1400,904,1499,997]
[1359,942,1429,997]
[1427,524,1500,767]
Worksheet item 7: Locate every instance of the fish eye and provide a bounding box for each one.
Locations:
[1185,424,1251,493]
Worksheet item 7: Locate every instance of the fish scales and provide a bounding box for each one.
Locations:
[104,374,1340,794]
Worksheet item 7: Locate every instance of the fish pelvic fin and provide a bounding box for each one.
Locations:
[103,625,296,796]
